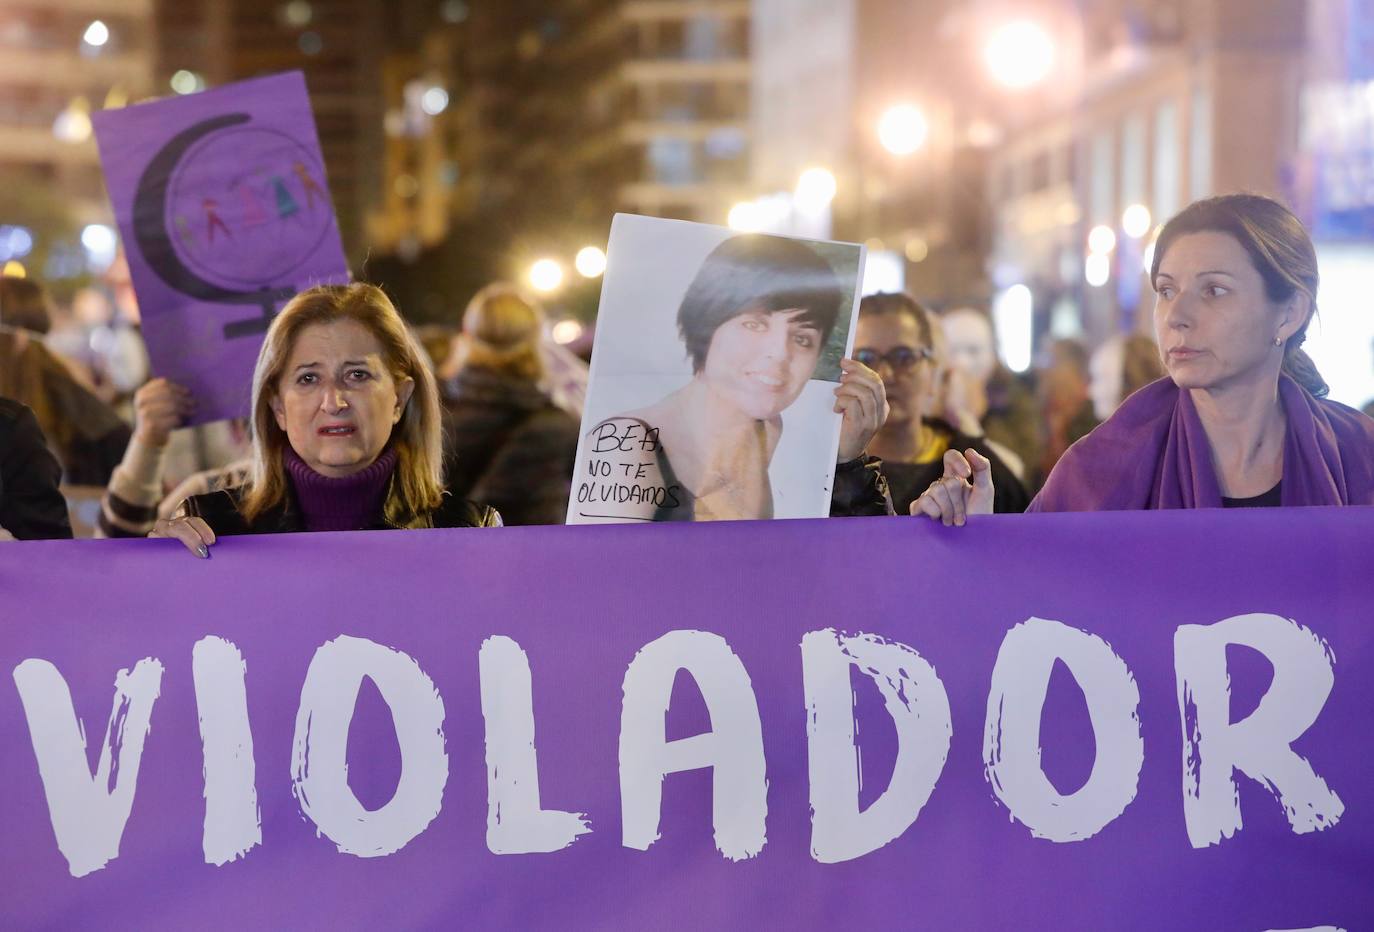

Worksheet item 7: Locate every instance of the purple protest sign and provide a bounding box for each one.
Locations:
[93,72,349,423]
[1,509,1370,930]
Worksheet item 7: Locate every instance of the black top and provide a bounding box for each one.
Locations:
[881,419,1031,515]
[1222,481,1283,509]
[0,397,73,539]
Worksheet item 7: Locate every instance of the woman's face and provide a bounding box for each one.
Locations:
[701,307,823,419]
[1153,231,1304,393]
[270,319,415,478]
[855,312,933,428]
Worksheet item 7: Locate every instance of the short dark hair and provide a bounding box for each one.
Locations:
[1151,193,1326,397]
[858,292,936,353]
[677,234,844,373]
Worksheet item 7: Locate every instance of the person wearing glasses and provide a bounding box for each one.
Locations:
[856,292,1028,515]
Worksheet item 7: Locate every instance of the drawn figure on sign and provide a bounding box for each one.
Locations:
[292,161,325,210]
[203,198,232,243]
[586,235,846,522]
[142,116,337,338]
[233,177,269,227]
[271,176,300,221]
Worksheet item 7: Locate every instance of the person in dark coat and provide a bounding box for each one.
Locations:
[0,397,73,540]
[855,292,1028,515]
[153,283,499,556]
[442,283,581,526]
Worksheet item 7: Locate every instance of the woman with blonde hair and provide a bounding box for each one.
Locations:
[442,283,580,525]
[153,283,499,555]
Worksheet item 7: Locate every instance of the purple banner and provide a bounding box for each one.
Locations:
[93,71,349,423]
[1,509,1370,930]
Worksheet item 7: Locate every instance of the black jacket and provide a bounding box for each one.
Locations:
[881,418,1031,515]
[0,398,73,539]
[179,482,501,536]
[442,368,580,526]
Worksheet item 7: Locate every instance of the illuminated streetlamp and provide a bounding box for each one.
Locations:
[574,246,606,279]
[529,258,564,293]
[794,167,837,212]
[1085,253,1111,288]
[1121,204,1152,239]
[170,70,205,95]
[551,320,584,345]
[985,21,1055,90]
[727,201,763,232]
[1087,224,1117,255]
[82,20,110,49]
[877,104,928,156]
[420,86,449,116]
[2,261,25,279]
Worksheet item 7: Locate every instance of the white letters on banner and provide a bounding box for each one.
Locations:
[1174,613,1344,848]
[984,618,1144,842]
[193,636,262,865]
[619,630,768,860]
[12,657,164,877]
[801,629,952,863]
[479,635,591,853]
[9,612,1342,879]
[291,635,449,857]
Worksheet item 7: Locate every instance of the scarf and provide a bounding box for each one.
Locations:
[1029,376,1374,511]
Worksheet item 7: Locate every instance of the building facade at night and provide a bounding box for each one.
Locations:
[0,1,155,268]
[986,0,1307,350]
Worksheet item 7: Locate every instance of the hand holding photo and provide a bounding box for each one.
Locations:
[568,215,865,524]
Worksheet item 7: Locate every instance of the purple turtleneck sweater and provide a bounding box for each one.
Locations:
[284,447,399,531]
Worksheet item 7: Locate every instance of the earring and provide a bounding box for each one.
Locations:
[1273,336,1283,346]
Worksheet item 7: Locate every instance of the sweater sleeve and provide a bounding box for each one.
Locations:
[829,454,896,517]
[97,436,167,538]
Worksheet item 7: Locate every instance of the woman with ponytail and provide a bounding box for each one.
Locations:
[913,193,1374,522]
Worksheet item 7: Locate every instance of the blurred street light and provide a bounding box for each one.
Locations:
[985,21,1055,90]
[420,86,449,116]
[794,167,837,212]
[1085,253,1111,288]
[575,246,606,278]
[551,320,584,345]
[1142,238,1158,276]
[529,258,564,293]
[52,98,92,143]
[0,226,34,261]
[1122,204,1152,239]
[904,238,929,262]
[727,201,763,232]
[2,261,26,279]
[82,20,110,49]
[170,70,205,95]
[81,224,118,272]
[994,285,1034,373]
[877,104,929,156]
[1088,224,1117,255]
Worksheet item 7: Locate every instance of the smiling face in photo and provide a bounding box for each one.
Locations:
[700,307,823,419]
[271,318,414,477]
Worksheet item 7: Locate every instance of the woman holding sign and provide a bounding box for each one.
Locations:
[152,283,499,555]
[914,193,1374,524]
[582,233,891,522]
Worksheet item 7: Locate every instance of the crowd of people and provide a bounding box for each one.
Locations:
[2,192,1373,547]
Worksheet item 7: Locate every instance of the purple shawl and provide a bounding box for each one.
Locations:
[1029,376,1374,511]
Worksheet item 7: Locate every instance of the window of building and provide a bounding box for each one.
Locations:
[1189,86,1212,200]
[1153,100,1181,222]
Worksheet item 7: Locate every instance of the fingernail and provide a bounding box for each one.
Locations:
[197,544,208,558]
